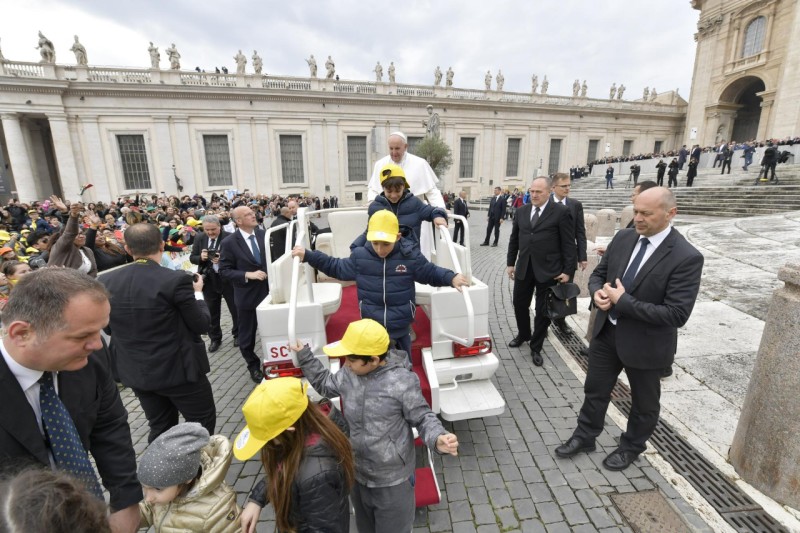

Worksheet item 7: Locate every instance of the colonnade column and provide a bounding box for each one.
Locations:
[0,113,38,201]
[47,113,82,200]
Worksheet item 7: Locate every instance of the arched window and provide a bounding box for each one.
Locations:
[741,16,766,57]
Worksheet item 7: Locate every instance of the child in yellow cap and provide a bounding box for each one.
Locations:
[292,319,459,533]
[292,210,468,356]
[234,377,355,533]
[370,162,447,241]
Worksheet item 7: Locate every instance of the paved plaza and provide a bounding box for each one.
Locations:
[130,211,800,532]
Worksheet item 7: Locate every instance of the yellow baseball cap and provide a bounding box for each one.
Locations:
[0,231,10,242]
[380,163,409,188]
[233,377,309,461]
[366,210,399,243]
[323,319,390,357]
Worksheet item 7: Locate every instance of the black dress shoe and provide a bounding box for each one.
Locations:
[508,335,530,348]
[208,340,221,353]
[602,449,638,471]
[249,367,263,384]
[661,366,673,378]
[531,350,544,366]
[490,243,498,247]
[579,346,589,356]
[233,337,239,347]
[555,437,596,458]
[480,242,489,246]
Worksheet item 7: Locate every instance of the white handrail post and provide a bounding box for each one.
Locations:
[436,225,475,347]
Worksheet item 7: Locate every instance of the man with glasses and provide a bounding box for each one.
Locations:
[507,177,576,366]
[550,173,587,333]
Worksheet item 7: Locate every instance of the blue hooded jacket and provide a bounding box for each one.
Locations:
[304,228,456,338]
[369,190,446,241]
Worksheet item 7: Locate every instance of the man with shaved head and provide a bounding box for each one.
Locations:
[219,205,270,383]
[368,131,446,257]
[556,187,703,472]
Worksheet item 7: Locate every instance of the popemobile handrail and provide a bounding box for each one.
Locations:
[264,221,289,292]
[435,224,474,348]
[447,214,472,282]
[288,209,314,348]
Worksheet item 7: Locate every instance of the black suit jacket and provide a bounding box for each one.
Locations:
[487,195,506,222]
[454,197,469,218]
[189,230,234,294]
[553,195,587,264]
[0,342,141,511]
[100,260,211,391]
[219,229,270,310]
[589,227,703,369]
[269,215,293,261]
[507,201,576,283]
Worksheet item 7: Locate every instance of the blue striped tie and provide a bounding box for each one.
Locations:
[609,238,650,320]
[39,372,104,499]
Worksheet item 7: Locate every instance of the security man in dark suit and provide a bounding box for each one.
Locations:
[219,205,270,383]
[556,187,703,471]
[0,269,142,532]
[101,223,215,444]
[481,186,506,247]
[550,173,587,332]
[190,214,238,353]
[507,177,576,366]
[453,190,470,245]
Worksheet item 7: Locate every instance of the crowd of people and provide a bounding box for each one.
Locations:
[586,134,800,172]
[0,130,470,532]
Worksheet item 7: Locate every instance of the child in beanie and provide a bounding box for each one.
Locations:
[138,422,241,532]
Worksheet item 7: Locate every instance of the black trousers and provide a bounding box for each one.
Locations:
[205,280,238,342]
[484,218,501,245]
[133,375,216,444]
[237,307,261,371]
[720,159,731,174]
[656,172,665,186]
[453,220,465,245]
[667,174,678,187]
[512,261,557,352]
[572,321,663,454]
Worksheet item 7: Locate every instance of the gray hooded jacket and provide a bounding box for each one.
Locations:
[297,346,446,487]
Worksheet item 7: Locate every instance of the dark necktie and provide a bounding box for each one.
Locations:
[249,234,261,265]
[609,237,650,320]
[530,206,540,227]
[208,238,216,251]
[39,372,104,499]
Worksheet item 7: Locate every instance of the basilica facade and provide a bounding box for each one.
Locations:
[685,0,800,146]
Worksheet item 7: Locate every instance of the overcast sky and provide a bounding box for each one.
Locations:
[2,0,700,99]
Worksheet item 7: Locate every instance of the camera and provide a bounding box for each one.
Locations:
[207,249,219,260]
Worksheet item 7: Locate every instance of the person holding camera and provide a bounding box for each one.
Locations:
[190,215,238,353]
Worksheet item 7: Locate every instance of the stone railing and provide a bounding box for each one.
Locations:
[0,60,47,78]
[333,81,377,94]
[0,59,686,114]
[396,85,435,98]
[263,77,312,91]
[451,88,488,100]
[90,68,153,84]
[180,72,237,87]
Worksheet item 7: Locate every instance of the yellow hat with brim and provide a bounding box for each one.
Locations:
[366,210,399,243]
[0,231,10,242]
[323,318,391,357]
[233,377,309,461]
[380,163,409,188]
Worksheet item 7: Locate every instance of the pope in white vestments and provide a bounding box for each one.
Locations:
[367,131,445,258]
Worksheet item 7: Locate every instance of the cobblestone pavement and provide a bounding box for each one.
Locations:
[130,215,712,532]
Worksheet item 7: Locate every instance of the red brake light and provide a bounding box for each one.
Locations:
[262,360,304,379]
[452,336,492,357]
